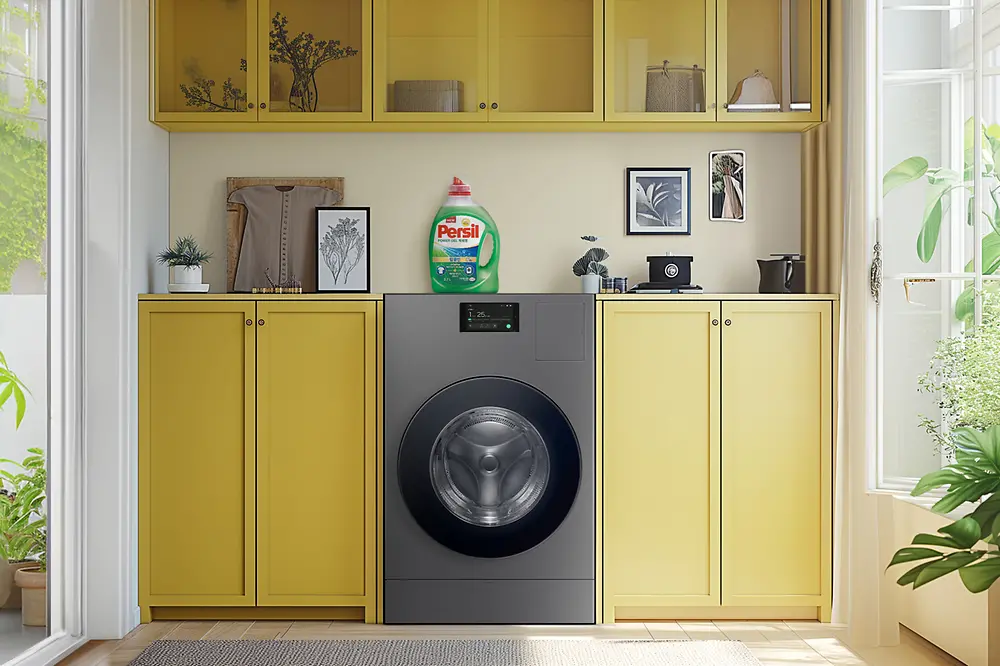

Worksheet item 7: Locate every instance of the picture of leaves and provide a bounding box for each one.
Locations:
[626,168,691,235]
[710,150,746,222]
[179,58,248,112]
[270,12,359,113]
[317,208,370,293]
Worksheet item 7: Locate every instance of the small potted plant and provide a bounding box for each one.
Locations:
[1,448,46,626]
[157,235,213,292]
[573,236,610,294]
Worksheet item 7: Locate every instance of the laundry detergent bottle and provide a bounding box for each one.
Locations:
[429,177,500,293]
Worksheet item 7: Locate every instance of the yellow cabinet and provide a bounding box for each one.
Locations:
[257,0,372,121]
[256,301,376,614]
[153,0,259,122]
[720,300,831,615]
[139,301,257,609]
[139,297,379,622]
[373,0,602,122]
[602,301,721,620]
[599,297,833,622]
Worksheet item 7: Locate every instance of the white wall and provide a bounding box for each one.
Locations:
[0,296,47,471]
[169,132,802,294]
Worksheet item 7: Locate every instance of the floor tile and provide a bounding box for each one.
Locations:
[242,621,292,640]
[201,621,252,640]
[677,622,728,640]
[644,622,689,640]
[162,621,217,641]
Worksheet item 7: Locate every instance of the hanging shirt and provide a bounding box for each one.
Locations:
[229,185,343,292]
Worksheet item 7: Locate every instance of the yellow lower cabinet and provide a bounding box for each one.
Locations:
[255,301,377,620]
[602,301,721,621]
[139,301,257,613]
[720,300,832,620]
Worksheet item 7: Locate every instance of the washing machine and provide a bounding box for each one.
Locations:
[383,294,595,625]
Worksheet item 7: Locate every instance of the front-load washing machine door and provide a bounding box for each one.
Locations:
[398,376,581,558]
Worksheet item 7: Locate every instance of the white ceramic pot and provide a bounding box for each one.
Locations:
[172,265,202,285]
[581,274,601,294]
[14,566,45,627]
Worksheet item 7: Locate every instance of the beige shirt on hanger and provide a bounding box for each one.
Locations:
[230,185,343,292]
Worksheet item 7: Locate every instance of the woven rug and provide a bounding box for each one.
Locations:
[130,639,761,665]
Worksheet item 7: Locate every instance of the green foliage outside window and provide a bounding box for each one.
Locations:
[0,0,47,293]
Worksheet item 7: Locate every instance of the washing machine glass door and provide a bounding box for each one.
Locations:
[399,376,581,558]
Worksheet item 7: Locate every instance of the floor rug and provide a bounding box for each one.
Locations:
[130,639,761,665]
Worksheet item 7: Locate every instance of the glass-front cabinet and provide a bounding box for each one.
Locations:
[154,0,258,122]
[258,0,371,121]
[605,0,715,121]
[718,0,821,122]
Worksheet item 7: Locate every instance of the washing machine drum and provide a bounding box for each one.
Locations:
[398,376,581,558]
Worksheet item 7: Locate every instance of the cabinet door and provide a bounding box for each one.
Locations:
[488,0,602,121]
[604,0,716,121]
[256,301,376,616]
[374,0,489,121]
[139,302,256,609]
[153,0,259,122]
[257,0,372,121]
[721,301,831,612]
[602,301,721,621]
[718,0,823,122]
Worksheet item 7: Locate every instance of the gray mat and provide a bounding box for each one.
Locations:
[131,639,761,665]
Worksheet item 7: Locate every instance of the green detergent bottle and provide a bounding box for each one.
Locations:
[429,177,500,293]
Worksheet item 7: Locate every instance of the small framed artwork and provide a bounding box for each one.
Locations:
[710,150,746,222]
[626,167,692,235]
[316,207,370,293]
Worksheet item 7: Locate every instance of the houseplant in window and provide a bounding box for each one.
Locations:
[2,449,46,626]
[157,235,213,293]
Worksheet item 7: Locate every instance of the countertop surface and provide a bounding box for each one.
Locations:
[139,293,839,301]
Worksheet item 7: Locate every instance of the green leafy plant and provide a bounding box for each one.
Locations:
[883,119,1000,322]
[573,236,610,277]
[156,235,213,268]
[0,448,45,568]
[0,351,28,429]
[0,0,47,292]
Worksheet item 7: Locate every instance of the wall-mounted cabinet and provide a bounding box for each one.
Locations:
[151,0,825,130]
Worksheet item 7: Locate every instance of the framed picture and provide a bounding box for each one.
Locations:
[316,207,370,293]
[710,150,746,222]
[626,167,692,235]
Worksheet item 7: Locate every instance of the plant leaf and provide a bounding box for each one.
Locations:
[914,552,983,589]
[959,557,1000,592]
[933,477,1000,514]
[883,157,929,196]
[887,546,945,568]
[939,516,983,549]
[912,533,964,549]
[912,469,967,496]
[897,559,939,586]
[917,181,953,263]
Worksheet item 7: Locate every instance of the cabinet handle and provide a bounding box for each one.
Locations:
[246,319,253,327]
[480,102,487,109]
[724,319,732,326]
[260,102,267,109]
[712,319,719,326]
[258,319,265,326]
[491,102,498,110]
[248,102,255,109]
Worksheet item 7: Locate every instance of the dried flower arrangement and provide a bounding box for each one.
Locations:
[270,12,358,112]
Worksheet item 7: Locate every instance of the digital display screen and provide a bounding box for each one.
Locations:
[460,302,519,333]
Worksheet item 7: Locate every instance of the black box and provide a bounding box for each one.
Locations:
[647,255,694,286]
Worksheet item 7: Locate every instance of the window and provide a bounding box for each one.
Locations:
[876,0,1000,488]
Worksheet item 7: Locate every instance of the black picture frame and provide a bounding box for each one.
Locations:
[625,167,693,236]
[316,206,371,293]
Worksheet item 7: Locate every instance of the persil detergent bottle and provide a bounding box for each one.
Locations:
[429,177,500,293]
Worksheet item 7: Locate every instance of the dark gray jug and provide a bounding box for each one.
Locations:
[758,254,806,293]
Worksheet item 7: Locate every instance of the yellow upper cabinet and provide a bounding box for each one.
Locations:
[718,0,823,122]
[153,0,259,122]
[257,0,372,121]
[488,0,603,121]
[374,0,490,122]
[605,0,716,121]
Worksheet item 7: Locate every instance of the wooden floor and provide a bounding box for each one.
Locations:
[56,621,964,666]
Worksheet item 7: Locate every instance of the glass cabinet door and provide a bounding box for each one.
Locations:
[154,0,258,122]
[374,0,489,121]
[605,0,715,121]
[258,0,371,121]
[488,0,602,121]
[719,0,821,121]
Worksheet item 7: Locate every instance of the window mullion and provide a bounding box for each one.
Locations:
[975,0,985,326]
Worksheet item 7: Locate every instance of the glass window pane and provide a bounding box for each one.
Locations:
[883,7,972,72]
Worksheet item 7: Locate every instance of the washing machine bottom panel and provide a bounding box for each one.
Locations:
[384,579,595,625]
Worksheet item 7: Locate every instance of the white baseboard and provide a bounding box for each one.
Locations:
[132,606,141,630]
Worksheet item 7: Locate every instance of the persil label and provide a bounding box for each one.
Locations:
[435,216,484,249]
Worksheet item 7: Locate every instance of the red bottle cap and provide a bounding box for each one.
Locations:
[448,177,472,196]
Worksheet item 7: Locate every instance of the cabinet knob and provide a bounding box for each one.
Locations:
[480,102,487,109]
[722,103,728,109]
[246,319,253,327]
[258,319,265,326]
[491,102,498,110]
[247,102,254,109]
[712,319,719,326]
[725,319,732,326]
[260,102,267,109]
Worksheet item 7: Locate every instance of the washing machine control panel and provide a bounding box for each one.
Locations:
[460,302,519,332]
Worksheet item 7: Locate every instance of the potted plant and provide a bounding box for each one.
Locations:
[1,449,46,626]
[157,235,213,290]
[573,236,609,294]
[888,293,1000,592]
[0,351,35,610]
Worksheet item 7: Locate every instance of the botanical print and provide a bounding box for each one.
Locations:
[710,150,746,222]
[317,208,369,292]
[626,168,691,235]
